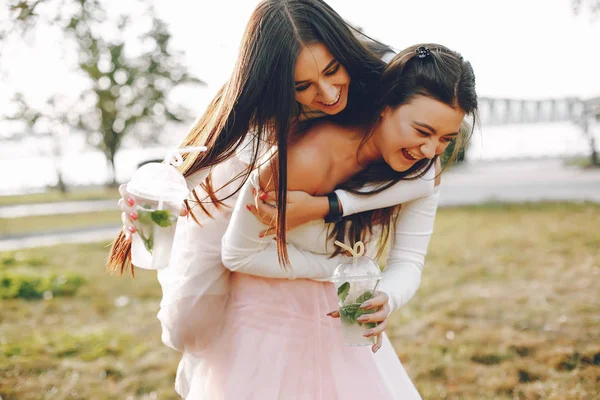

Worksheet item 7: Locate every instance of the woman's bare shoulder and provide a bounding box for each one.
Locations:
[287,125,335,193]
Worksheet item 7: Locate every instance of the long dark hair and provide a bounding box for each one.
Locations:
[328,43,479,258]
[107,0,388,275]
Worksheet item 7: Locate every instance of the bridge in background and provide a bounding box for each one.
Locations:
[479,96,600,126]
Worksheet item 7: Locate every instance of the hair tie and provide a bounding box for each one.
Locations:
[416,46,431,59]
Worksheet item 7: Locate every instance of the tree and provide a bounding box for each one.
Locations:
[571,1,599,165]
[5,94,72,192]
[572,0,600,18]
[1,0,204,186]
[580,98,600,166]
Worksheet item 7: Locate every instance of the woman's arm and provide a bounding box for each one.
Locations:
[156,156,246,356]
[335,164,436,217]
[221,169,344,279]
[377,183,441,313]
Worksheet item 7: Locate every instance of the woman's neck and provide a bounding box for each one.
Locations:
[330,124,381,175]
[354,126,382,166]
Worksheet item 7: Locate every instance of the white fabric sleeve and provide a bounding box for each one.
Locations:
[221,170,343,280]
[156,156,247,356]
[377,185,441,313]
[335,169,435,217]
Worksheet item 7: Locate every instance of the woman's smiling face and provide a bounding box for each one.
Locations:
[374,95,465,172]
[294,43,351,115]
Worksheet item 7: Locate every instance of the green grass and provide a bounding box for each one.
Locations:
[0,211,121,236]
[0,242,179,400]
[389,202,600,399]
[563,155,600,169]
[0,202,598,399]
[0,187,120,206]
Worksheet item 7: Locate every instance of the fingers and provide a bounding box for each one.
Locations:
[259,227,276,238]
[121,211,135,242]
[360,291,389,310]
[121,224,134,242]
[118,183,128,199]
[372,333,383,353]
[363,318,387,339]
[246,197,277,225]
[118,195,136,213]
[359,291,390,347]
[357,305,389,324]
[258,190,277,203]
[118,190,137,243]
[326,310,340,318]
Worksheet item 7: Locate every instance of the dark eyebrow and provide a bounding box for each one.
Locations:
[294,59,338,85]
[414,121,459,137]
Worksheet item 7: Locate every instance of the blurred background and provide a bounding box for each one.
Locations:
[0,1,598,399]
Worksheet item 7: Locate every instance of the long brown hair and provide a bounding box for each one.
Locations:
[107,0,387,275]
[328,43,479,258]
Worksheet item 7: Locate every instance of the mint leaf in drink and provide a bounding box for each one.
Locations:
[138,231,154,253]
[340,304,360,323]
[337,282,350,302]
[151,210,173,227]
[137,209,153,225]
[354,305,376,326]
[356,290,373,304]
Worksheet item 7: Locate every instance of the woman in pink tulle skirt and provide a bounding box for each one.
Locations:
[166,43,476,399]
[112,2,478,399]
[181,274,421,399]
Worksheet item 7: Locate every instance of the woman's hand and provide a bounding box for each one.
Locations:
[246,188,330,237]
[327,291,391,354]
[117,184,188,241]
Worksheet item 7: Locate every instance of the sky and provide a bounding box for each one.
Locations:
[1,0,599,122]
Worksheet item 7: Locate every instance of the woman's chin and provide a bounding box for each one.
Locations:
[386,158,412,172]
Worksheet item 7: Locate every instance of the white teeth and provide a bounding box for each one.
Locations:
[407,150,420,160]
[320,90,340,106]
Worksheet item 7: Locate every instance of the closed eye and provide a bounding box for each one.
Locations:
[324,63,340,76]
[295,83,312,92]
[416,129,430,137]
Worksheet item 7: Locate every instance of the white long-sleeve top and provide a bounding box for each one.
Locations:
[157,153,439,397]
[220,165,439,313]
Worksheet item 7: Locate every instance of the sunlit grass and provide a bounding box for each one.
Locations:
[0,211,120,236]
[0,202,598,399]
[389,202,600,399]
[0,187,119,207]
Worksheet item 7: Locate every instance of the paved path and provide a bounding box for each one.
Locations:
[439,159,600,205]
[0,199,116,218]
[0,225,120,252]
[1,159,599,251]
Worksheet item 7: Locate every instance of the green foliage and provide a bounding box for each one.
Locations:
[2,0,204,185]
[0,272,85,299]
[441,137,464,167]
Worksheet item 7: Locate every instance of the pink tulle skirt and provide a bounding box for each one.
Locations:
[176,273,421,399]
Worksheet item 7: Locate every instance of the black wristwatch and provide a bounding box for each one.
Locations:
[324,192,342,223]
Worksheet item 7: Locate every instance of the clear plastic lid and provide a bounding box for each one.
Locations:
[331,255,382,283]
[126,162,189,203]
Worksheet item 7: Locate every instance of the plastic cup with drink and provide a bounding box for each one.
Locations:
[126,146,207,270]
[331,240,382,346]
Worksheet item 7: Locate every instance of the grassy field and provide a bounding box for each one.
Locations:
[0,211,121,237]
[0,187,119,207]
[1,202,598,399]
